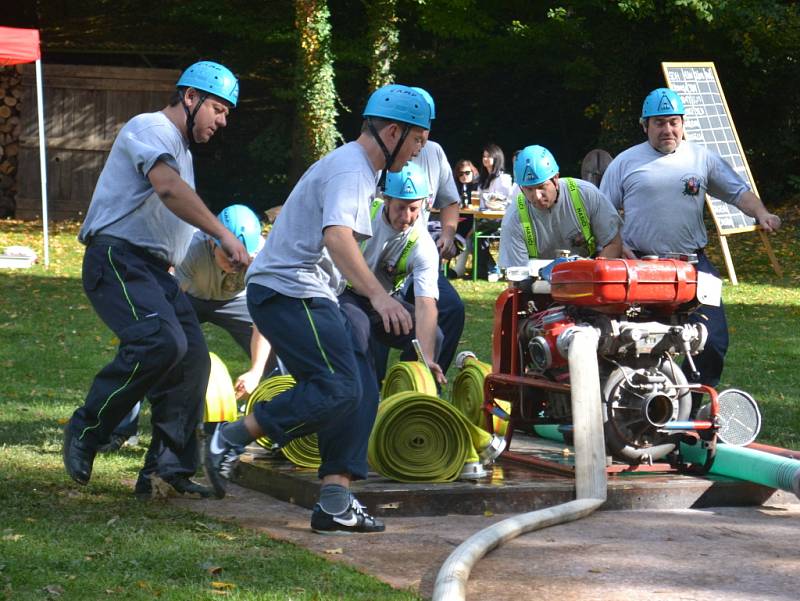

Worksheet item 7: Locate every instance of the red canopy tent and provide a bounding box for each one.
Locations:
[0,26,49,266]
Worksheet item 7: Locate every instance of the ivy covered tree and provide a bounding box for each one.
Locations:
[366,0,399,90]
[291,0,342,182]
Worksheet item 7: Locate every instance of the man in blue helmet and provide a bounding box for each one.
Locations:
[499,144,622,267]
[100,205,275,463]
[371,86,465,385]
[339,161,446,386]
[63,61,249,498]
[204,84,431,534]
[601,87,781,410]
[175,204,275,398]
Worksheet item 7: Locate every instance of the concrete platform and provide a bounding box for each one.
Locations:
[233,435,777,516]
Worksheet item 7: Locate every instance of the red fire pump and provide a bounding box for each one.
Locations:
[486,257,722,469]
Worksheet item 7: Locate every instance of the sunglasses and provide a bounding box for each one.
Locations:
[458,170,473,176]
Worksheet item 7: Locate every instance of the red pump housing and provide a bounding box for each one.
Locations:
[549,257,697,313]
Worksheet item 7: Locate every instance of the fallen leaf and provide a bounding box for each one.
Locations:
[210,581,236,590]
[206,566,223,576]
[2,534,23,542]
[44,584,64,596]
[324,548,343,555]
[106,516,119,527]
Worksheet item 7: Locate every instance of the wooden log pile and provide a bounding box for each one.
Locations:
[0,65,23,217]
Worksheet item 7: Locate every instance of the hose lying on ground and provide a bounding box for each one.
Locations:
[381,360,438,398]
[368,391,480,482]
[450,353,510,436]
[204,352,238,423]
[245,375,321,469]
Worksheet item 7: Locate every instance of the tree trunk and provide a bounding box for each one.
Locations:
[289,0,341,185]
[366,0,399,91]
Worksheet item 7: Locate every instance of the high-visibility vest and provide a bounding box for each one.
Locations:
[516,177,595,258]
[358,199,419,292]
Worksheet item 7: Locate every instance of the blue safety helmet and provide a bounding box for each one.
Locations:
[217,204,261,254]
[384,162,429,201]
[411,86,435,120]
[514,145,560,187]
[363,84,431,130]
[641,87,685,119]
[177,61,239,107]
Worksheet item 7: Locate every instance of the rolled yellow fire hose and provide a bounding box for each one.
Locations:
[381,360,438,398]
[368,392,474,482]
[204,352,239,423]
[368,390,504,483]
[244,375,321,469]
[450,354,510,436]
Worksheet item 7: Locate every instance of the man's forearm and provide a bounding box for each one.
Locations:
[439,203,459,235]
[323,226,385,300]
[249,326,271,375]
[148,161,229,240]
[414,296,439,363]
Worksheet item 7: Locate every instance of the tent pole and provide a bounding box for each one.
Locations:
[35,58,49,268]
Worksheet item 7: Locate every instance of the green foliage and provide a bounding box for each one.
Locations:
[292,0,343,176]
[366,0,400,89]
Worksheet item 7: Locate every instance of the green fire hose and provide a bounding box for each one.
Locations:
[381,360,438,398]
[536,424,800,498]
[450,354,510,436]
[245,375,321,469]
[368,391,493,482]
[681,440,800,496]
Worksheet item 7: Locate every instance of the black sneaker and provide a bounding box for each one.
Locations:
[134,474,215,500]
[203,422,245,499]
[310,496,385,534]
[63,423,97,485]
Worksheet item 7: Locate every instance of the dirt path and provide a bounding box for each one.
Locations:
[174,484,800,600]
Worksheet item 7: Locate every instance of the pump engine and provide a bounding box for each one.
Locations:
[489,257,721,465]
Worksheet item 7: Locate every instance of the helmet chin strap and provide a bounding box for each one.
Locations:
[179,88,209,144]
[367,118,411,191]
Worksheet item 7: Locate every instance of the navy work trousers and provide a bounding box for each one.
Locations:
[247,284,379,481]
[683,252,729,390]
[70,241,210,480]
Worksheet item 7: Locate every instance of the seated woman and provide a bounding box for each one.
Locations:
[448,159,479,278]
[465,144,513,278]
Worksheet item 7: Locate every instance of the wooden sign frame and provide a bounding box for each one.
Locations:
[661,61,781,284]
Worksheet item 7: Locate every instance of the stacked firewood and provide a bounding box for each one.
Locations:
[0,65,23,217]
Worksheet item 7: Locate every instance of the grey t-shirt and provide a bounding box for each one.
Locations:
[78,111,196,266]
[600,140,749,255]
[499,178,621,267]
[361,201,439,299]
[174,231,246,301]
[412,140,459,223]
[246,141,377,302]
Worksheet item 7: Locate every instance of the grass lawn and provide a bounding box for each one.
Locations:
[1,214,798,599]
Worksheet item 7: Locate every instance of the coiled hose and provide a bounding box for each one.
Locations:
[204,352,239,423]
[245,375,321,469]
[368,391,493,482]
[450,353,510,436]
[381,360,438,398]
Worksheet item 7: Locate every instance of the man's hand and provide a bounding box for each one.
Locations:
[218,230,250,271]
[758,213,781,233]
[428,361,447,386]
[621,244,637,259]
[234,369,261,400]
[436,232,458,260]
[370,292,413,336]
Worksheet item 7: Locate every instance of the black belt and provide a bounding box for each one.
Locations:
[631,248,704,261]
[87,235,171,271]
